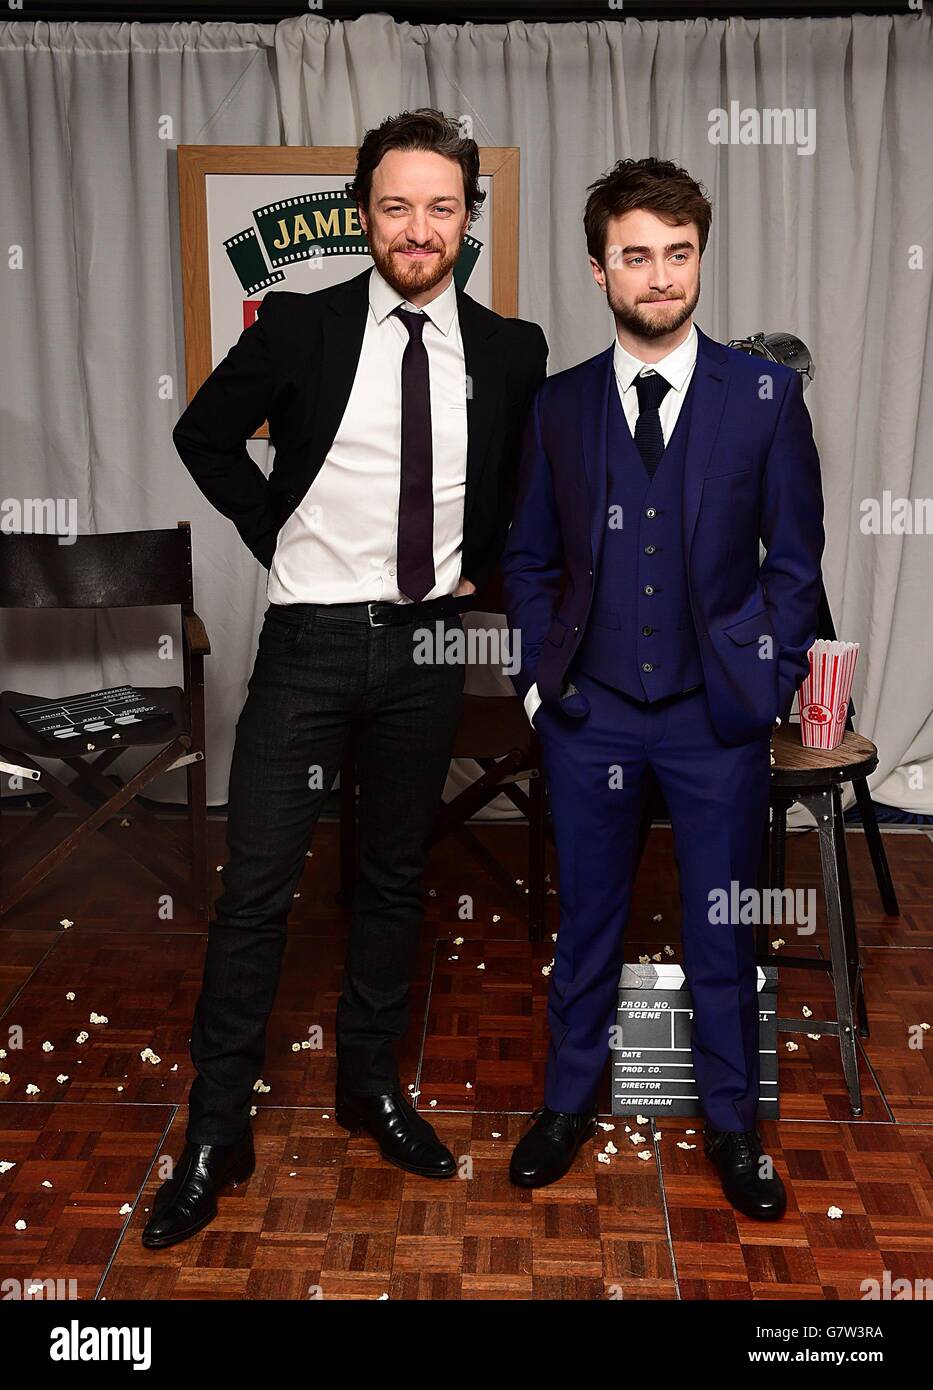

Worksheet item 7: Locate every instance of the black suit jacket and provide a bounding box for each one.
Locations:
[172,267,548,593]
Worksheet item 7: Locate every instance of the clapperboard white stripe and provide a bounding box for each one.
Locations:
[613,1087,779,1102]
[619,963,771,991]
[15,687,148,716]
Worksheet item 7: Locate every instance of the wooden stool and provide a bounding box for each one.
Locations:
[758,724,879,1116]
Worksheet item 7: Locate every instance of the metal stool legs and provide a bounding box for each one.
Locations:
[851,773,899,916]
[796,785,864,1116]
[758,783,868,1118]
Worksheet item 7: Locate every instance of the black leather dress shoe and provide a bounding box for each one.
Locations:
[335,1086,457,1179]
[509,1105,598,1188]
[141,1126,255,1249]
[704,1127,787,1220]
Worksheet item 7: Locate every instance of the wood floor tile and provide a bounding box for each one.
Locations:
[662,1116,933,1299]
[1,819,929,1301]
[0,929,58,1013]
[0,927,431,1109]
[859,948,933,1121]
[0,1101,173,1299]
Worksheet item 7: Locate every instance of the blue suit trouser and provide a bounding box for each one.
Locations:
[535,669,770,1130]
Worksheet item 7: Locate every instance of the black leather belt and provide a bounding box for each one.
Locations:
[271,594,473,629]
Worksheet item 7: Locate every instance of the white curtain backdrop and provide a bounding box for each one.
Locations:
[1,10,931,815]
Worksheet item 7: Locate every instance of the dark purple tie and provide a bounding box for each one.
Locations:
[392,304,435,602]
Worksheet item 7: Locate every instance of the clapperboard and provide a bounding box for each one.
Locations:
[11,686,173,747]
[612,962,779,1118]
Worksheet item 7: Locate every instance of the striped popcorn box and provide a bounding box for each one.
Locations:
[798,640,860,750]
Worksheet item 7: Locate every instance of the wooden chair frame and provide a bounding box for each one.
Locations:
[0,523,211,922]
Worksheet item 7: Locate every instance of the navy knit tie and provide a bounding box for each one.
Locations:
[392,305,435,602]
[633,371,672,479]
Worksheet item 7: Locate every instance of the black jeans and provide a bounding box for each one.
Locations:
[186,602,466,1145]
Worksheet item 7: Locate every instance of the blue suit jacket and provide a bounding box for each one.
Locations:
[500,325,826,746]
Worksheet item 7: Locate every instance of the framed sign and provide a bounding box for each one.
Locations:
[176,144,520,434]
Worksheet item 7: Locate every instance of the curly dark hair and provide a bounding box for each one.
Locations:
[346,108,486,227]
[584,157,712,267]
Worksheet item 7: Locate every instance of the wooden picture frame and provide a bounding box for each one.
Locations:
[176,145,520,438]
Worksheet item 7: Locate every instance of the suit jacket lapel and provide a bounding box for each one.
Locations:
[581,346,613,569]
[456,287,501,534]
[582,327,731,568]
[307,267,370,470]
[682,326,730,564]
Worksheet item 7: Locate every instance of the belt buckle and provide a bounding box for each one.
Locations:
[367,601,389,628]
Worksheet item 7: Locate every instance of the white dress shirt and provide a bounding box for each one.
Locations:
[523,324,698,726]
[267,265,469,605]
[613,321,698,441]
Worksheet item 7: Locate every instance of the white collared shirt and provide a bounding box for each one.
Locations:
[612,320,698,441]
[267,265,468,605]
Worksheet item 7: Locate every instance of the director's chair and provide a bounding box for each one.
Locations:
[0,523,211,921]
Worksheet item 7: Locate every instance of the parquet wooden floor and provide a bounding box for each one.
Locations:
[1,815,930,1300]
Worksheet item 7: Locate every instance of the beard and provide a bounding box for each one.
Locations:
[368,232,461,300]
[608,276,700,341]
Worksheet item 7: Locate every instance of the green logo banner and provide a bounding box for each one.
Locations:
[224,191,483,296]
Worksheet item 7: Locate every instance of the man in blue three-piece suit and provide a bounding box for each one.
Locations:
[501,157,825,1219]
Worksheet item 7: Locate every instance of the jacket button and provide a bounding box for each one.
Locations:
[644,544,656,555]
[642,625,653,636]
[643,585,654,596]
[642,662,654,673]
[645,507,657,518]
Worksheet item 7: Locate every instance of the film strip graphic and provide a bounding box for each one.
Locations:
[224,191,483,296]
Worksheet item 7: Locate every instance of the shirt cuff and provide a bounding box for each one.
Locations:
[523,682,542,727]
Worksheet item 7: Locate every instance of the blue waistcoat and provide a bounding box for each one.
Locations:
[571,369,704,701]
